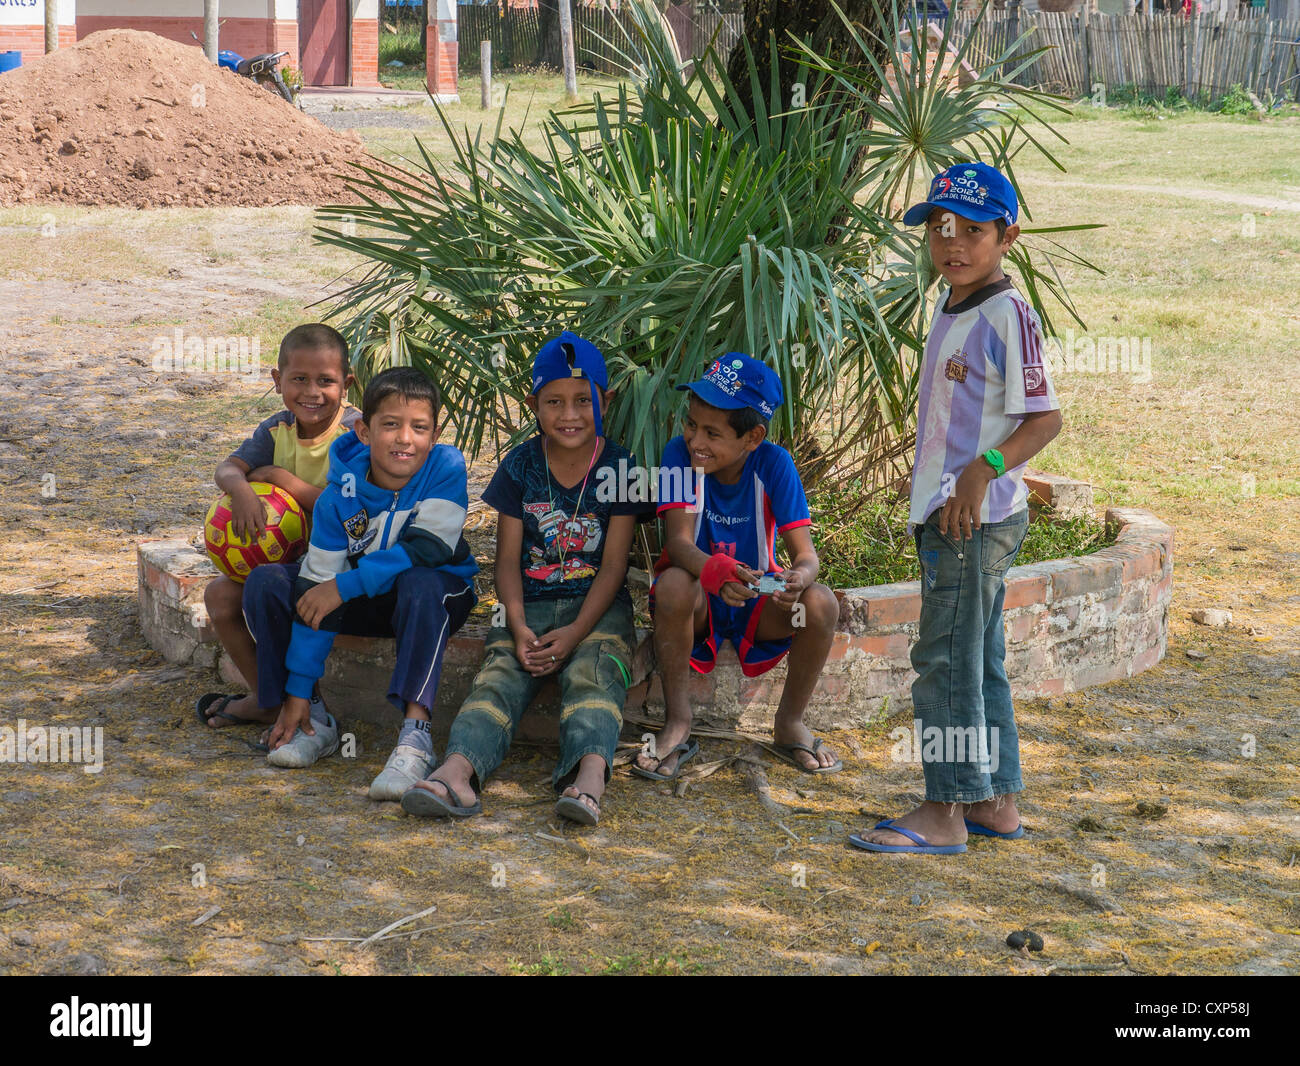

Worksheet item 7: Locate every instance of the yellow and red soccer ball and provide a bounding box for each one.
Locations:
[204,483,307,582]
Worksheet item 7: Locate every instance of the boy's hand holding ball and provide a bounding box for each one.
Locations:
[230,483,269,541]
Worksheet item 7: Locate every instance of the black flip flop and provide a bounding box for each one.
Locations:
[196,694,271,752]
[401,779,482,819]
[767,737,843,775]
[630,739,700,782]
[555,791,601,826]
[196,692,264,728]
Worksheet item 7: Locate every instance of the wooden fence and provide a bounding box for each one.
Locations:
[951,11,1300,99]
[455,5,1300,101]
[457,2,742,75]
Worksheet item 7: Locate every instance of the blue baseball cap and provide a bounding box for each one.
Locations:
[677,352,783,420]
[531,331,608,437]
[903,162,1018,228]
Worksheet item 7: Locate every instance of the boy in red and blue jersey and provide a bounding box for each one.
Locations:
[634,354,843,780]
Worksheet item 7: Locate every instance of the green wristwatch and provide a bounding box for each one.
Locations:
[982,449,1006,477]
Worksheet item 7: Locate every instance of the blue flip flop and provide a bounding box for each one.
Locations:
[849,819,968,854]
[964,818,1025,839]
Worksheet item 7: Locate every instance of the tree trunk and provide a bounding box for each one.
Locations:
[724,0,888,122]
[537,0,570,70]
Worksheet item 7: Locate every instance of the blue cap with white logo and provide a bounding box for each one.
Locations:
[676,352,783,420]
[903,162,1018,227]
[531,331,608,437]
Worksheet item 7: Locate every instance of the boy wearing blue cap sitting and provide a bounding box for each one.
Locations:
[852,161,1063,855]
[402,332,644,825]
[634,354,843,780]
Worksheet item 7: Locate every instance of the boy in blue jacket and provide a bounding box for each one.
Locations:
[242,367,478,793]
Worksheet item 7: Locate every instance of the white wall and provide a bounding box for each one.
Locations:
[0,0,76,28]
[77,1,276,17]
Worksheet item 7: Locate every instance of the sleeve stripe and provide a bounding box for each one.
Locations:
[413,499,468,547]
[777,518,812,534]
[657,501,690,515]
[1015,301,1042,367]
[299,544,349,584]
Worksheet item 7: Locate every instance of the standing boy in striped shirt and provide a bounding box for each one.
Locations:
[853,162,1063,854]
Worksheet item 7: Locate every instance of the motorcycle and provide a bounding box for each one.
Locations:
[190,31,296,103]
[219,49,295,103]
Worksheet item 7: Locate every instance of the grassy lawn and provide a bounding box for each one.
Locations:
[1011,107,1300,516]
[354,70,626,169]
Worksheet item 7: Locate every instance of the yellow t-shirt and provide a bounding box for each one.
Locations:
[230,405,362,489]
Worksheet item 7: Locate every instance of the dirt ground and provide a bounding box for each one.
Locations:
[1,114,1298,975]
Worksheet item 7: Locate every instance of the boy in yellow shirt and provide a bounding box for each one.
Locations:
[196,323,359,737]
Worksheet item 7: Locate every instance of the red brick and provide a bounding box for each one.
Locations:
[1070,662,1125,690]
[854,633,911,659]
[825,631,853,661]
[1145,575,1173,610]
[442,634,488,664]
[866,586,921,627]
[1050,556,1122,602]
[1003,573,1048,610]
[143,563,166,593]
[738,677,779,704]
[172,572,208,597]
[1128,645,1163,675]
[1119,546,1160,582]
[1035,676,1066,697]
[1007,610,1042,644]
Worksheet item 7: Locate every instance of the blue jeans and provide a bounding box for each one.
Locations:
[445,597,635,793]
[911,508,1029,804]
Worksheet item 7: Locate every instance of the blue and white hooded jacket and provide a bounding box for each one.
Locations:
[283,430,478,700]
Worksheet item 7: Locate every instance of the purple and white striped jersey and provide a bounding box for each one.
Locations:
[909,277,1059,531]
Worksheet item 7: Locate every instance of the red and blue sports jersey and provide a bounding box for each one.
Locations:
[656,436,811,574]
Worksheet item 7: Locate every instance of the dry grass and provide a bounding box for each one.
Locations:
[0,106,1297,976]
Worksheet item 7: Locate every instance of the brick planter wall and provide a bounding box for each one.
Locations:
[138,476,1172,737]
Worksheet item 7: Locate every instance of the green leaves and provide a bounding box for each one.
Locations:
[313,0,1096,500]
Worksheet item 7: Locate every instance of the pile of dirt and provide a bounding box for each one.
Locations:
[0,29,372,208]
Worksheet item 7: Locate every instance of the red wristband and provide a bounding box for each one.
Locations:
[699,553,742,597]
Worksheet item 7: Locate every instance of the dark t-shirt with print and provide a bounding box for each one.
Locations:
[483,436,648,604]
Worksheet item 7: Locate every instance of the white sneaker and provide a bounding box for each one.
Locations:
[267,713,340,768]
[369,743,437,801]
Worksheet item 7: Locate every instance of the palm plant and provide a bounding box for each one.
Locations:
[314,0,1098,506]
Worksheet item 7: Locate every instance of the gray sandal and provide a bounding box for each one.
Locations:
[554,791,601,826]
[401,779,482,819]
[630,739,700,782]
[768,738,843,775]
